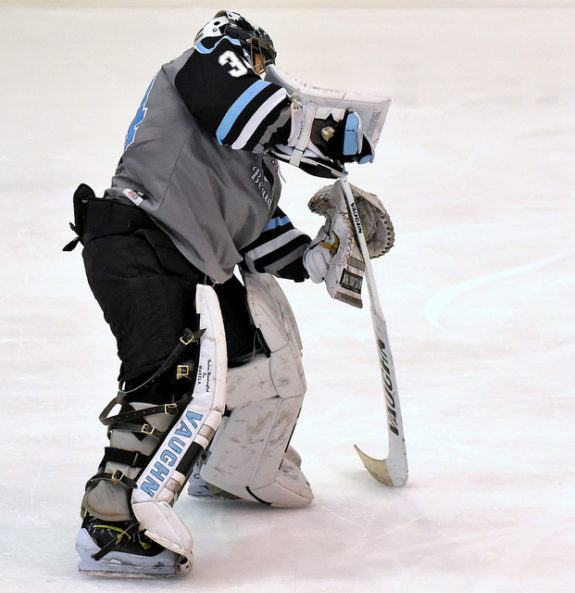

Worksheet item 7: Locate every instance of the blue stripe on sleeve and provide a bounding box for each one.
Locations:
[216,79,271,144]
[263,215,290,231]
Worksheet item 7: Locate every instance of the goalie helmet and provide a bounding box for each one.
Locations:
[195,10,277,70]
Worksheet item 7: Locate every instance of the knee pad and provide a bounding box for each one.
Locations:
[197,271,312,508]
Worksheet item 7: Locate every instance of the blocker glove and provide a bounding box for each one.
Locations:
[272,103,374,178]
[309,109,374,165]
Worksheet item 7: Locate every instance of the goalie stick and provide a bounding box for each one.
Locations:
[337,176,408,487]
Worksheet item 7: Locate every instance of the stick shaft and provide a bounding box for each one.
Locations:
[338,177,408,486]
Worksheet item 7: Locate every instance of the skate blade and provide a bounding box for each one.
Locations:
[79,566,181,579]
[78,555,191,579]
[78,556,191,579]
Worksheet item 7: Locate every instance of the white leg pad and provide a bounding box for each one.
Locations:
[131,284,227,565]
[198,272,312,507]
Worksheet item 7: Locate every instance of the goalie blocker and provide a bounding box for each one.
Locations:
[266,65,391,178]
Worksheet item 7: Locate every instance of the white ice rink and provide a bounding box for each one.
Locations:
[1,1,574,591]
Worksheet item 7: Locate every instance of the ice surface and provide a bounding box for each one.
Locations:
[1,2,574,592]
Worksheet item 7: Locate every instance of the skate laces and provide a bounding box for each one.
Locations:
[84,515,157,560]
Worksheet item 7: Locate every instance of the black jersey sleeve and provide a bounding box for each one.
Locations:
[174,36,291,152]
[240,207,311,282]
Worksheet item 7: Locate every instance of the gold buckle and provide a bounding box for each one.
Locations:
[180,328,205,346]
[141,423,155,436]
[164,403,178,415]
[180,331,197,346]
[111,469,125,482]
[176,364,191,380]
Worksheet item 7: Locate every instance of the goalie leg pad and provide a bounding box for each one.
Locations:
[131,285,227,564]
[79,285,227,575]
[197,271,312,508]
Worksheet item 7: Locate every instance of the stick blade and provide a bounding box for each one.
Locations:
[354,445,408,487]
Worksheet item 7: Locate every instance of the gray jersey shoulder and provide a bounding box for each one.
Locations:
[107,48,282,284]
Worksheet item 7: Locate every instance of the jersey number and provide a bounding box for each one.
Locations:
[218,50,249,78]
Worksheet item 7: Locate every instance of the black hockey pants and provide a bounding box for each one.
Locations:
[70,187,257,385]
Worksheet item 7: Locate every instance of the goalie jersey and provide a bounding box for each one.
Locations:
[105,33,310,284]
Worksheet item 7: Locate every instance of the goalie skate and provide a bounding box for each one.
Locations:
[76,513,190,578]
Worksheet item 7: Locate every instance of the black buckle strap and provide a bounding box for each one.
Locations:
[103,447,149,469]
[99,396,190,428]
[99,395,192,443]
[85,469,138,492]
[118,328,204,396]
[103,419,165,440]
[96,327,202,438]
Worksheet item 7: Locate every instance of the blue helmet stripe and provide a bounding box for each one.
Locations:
[194,35,242,54]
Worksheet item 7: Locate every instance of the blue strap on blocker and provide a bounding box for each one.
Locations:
[342,112,361,156]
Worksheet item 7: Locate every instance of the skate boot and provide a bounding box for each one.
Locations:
[75,512,191,578]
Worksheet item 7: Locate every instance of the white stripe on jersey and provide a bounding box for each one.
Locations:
[231,87,287,150]
[243,227,305,272]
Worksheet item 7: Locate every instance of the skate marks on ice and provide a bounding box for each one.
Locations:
[424,239,575,330]
[416,213,575,330]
